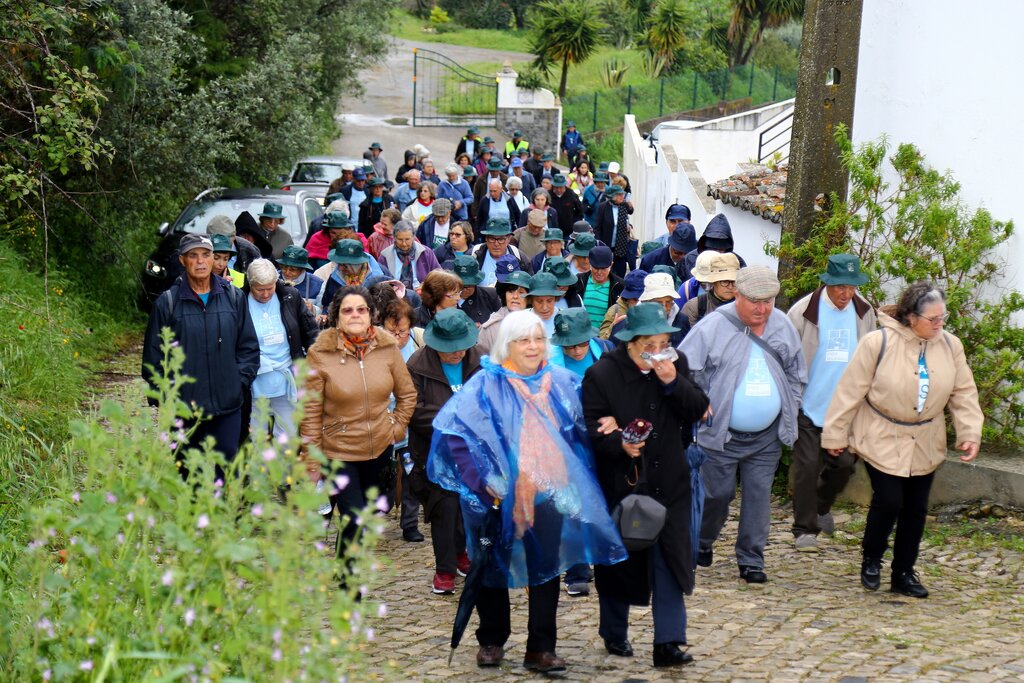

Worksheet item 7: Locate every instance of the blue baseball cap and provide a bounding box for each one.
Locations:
[494,254,521,283]
[352,168,367,181]
[510,157,524,168]
[666,204,691,221]
[620,269,648,299]
[589,245,613,269]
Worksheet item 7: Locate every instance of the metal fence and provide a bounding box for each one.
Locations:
[563,64,797,135]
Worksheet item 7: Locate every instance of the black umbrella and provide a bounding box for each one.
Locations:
[448,498,502,665]
[687,422,707,565]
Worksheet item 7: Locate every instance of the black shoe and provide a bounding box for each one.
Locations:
[403,528,425,543]
[604,640,633,657]
[653,643,694,668]
[861,557,882,591]
[696,547,713,567]
[891,569,929,598]
[738,565,767,583]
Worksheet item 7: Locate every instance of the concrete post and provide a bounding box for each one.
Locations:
[781,0,865,246]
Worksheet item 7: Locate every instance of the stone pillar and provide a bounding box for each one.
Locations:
[782,0,865,244]
[495,63,562,157]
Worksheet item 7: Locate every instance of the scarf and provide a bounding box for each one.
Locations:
[394,245,415,288]
[340,325,377,361]
[417,197,432,207]
[342,263,369,286]
[574,173,592,188]
[504,367,568,539]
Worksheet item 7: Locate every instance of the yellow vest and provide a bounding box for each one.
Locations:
[504,139,530,157]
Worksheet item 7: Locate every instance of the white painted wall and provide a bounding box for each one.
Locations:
[716,202,781,272]
[854,0,1024,289]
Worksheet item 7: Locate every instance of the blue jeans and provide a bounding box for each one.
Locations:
[598,544,687,645]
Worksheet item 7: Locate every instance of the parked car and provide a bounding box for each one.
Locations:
[140,188,323,306]
[282,155,363,199]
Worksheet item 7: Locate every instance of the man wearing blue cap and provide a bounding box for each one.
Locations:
[578,245,623,329]
[508,156,537,194]
[561,121,585,168]
[640,212,697,281]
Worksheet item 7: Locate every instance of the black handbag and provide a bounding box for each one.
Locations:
[612,456,666,551]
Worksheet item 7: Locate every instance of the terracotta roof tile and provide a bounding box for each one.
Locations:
[707,164,787,224]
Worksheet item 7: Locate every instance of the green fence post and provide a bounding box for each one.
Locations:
[412,49,418,125]
[626,85,632,114]
[659,78,665,116]
[592,92,598,133]
[772,66,779,101]
[692,72,698,110]
[748,65,755,97]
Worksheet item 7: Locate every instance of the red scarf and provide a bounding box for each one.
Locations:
[341,326,377,360]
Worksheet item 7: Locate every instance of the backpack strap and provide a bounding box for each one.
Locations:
[715,308,785,369]
[697,293,708,319]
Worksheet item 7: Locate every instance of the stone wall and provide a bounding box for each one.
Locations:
[495,65,561,157]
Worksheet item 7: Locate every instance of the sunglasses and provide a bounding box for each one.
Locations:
[340,305,369,316]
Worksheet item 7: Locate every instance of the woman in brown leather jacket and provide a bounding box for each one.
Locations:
[300,285,417,562]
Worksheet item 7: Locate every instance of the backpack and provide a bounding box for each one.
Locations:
[161,279,243,328]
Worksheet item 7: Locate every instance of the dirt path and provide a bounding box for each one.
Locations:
[331,37,531,165]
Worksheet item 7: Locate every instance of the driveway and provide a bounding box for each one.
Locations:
[331,37,531,168]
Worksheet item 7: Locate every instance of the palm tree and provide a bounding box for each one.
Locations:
[529,0,606,99]
[727,0,804,66]
[647,0,690,68]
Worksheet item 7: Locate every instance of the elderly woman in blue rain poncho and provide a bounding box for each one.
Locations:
[428,309,627,675]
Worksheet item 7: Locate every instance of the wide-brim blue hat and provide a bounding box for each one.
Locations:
[819,253,869,286]
[620,269,648,299]
[486,159,504,171]
[210,234,236,255]
[329,239,370,265]
[480,219,513,236]
[551,308,598,347]
[323,211,354,230]
[668,223,697,253]
[614,302,680,342]
[423,308,479,352]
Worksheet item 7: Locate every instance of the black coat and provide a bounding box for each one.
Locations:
[458,285,502,326]
[582,344,708,603]
[593,200,633,251]
[577,271,624,312]
[358,193,396,237]
[549,189,584,240]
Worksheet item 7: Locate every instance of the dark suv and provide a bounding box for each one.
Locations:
[140,188,323,306]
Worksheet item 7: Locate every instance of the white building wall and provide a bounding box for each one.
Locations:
[717,202,782,272]
[854,0,1024,289]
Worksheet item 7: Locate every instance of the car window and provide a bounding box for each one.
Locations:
[290,163,342,184]
[304,198,323,227]
[175,198,306,243]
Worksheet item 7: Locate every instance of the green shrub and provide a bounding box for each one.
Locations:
[768,125,1024,446]
[2,334,383,679]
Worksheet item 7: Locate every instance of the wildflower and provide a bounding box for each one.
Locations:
[273,629,282,643]
[86,637,96,646]
[116,533,125,545]
[333,475,350,492]
[106,492,118,504]
[214,479,223,488]
[184,608,195,626]
[148,516,155,528]
[272,649,282,662]
[169,442,178,450]
[126,512,134,523]
[375,495,389,513]
[71,491,80,503]
[79,661,93,671]
[277,432,290,445]
[42,670,51,681]
[262,448,276,462]
[364,628,375,641]
[162,570,173,586]
[251,504,263,517]
[196,514,210,530]
[377,603,387,618]
[174,418,184,429]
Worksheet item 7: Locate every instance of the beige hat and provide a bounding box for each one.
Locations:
[638,272,678,302]
[206,215,235,236]
[692,251,740,283]
[736,265,780,300]
[528,209,548,227]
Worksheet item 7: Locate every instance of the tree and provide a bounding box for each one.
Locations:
[529,0,606,99]
[647,0,690,68]
[726,0,804,66]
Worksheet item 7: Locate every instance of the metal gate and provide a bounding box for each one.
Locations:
[412,47,498,127]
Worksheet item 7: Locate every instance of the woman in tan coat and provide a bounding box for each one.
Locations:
[301,284,417,563]
[822,282,982,598]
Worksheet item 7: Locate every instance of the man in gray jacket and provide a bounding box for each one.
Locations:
[786,254,876,551]
[679,266,806,583]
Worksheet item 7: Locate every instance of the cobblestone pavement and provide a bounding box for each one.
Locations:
[361,501,1024,682]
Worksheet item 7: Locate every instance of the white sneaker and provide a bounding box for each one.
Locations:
[795,534,819,552]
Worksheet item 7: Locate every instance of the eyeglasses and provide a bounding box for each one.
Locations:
[445,291,461,300]
[450,231,465,238]
[715,280,736,288]
[386,326,411,338]
[340,305,369,316]
[637,341,670,353]
[564,341,590,352]
[485,236,509,242]
[918,312,949,325]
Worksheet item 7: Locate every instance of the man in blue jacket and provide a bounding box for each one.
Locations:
[142,234,260,479]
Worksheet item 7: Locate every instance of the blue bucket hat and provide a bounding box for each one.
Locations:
[667,223,697,253]
[620,269,648,299]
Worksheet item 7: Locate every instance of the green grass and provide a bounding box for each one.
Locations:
[391,10,531,52]
[0,240,136,577]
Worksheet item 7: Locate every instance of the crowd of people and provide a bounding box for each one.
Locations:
[142,128,984,675]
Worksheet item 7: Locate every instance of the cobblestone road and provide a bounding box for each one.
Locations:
[362,501,1024,682]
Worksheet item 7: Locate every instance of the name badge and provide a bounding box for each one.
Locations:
[263,332,285,346]
[746,382,770,397]
[824,349,849,363]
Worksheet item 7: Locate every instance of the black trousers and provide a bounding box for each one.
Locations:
[327,447,393,558]
[862,462,935,573]
[791,412,857,535]
[430,493,465,575]
[178,408,242,481]
[475,501,563,653]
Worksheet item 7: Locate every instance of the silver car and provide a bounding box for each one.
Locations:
[282,155,364,199]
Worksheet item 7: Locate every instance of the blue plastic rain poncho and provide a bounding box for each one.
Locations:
[428,357,627,588]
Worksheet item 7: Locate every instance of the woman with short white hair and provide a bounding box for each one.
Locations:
[438,162,474,222]
[245,258,319,441]
[428,309,626,674]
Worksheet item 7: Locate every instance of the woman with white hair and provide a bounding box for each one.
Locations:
[506,175,528,223]
[245,258,319,440]
[428,310,626,674]
[437,162,474,222]
[377,220,442,290]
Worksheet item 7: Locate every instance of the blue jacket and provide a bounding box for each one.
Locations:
[437,179,474,221]
[561,130,584,155]
[582,184,604,225]
[142,275,259,416]
[284,272,325,304]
